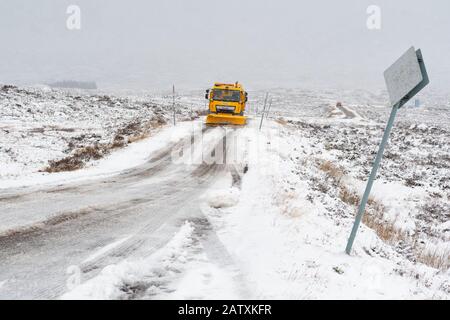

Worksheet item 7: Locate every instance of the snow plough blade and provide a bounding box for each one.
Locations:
[206,113,247,126]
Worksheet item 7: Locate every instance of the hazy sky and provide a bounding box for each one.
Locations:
[0,0,449,91]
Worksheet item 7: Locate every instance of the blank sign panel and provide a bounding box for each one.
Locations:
[384,47,423,106]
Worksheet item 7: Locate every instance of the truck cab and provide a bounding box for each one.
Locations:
[205,82,248,126]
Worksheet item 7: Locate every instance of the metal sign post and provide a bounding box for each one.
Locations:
[345,47,429,254]
[172,85,176,126]
[259,98,273,131]
[259,93,269,131]
[266,98,273,119]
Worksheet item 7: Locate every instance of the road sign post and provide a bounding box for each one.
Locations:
[266,98,273,119]
[172,85,176,126]
[259,93,269,131]
[345,47,429,254]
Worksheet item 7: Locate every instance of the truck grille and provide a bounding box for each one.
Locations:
[216,105,235,113]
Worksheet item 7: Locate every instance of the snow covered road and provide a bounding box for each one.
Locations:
[0,86,448,300]
[0,124,237,299]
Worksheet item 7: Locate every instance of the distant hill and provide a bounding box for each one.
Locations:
[49,81,97,90]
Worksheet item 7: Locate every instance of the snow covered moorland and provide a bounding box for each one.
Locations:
[0,85,449,299]
[0,85,203,181]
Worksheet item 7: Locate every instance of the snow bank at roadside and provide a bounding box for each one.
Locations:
[62,218,244,300]
[200,120,449,299]
[206,188,240,209]
[61,222,195,300]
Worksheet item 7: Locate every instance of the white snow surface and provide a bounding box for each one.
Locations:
[1,85,448,299]
[194,120,448,299]
[0,85,202,181]
[0,121,196,190]
[69,117,447,299]
[61,222,196,299]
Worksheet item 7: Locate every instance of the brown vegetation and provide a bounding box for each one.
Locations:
[317,159,448,271]
[43,117,167,173]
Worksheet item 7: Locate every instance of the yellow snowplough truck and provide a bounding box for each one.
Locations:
[205,82,248,126]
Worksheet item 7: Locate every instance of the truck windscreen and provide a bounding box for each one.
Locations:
[212,89,241,102]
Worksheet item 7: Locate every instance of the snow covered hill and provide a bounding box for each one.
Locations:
[0,85,202,180]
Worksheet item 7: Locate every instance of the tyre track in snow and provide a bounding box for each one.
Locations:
[126,127,252,300]
[0,125,238,299]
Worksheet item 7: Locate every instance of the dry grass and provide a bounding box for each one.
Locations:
[275,117,288,126]
[111,134,126,149]
[43,118,166,173]
[315,159,450,269]
[43,157,84,172]
[362,213,405,243]
[363,195,449,271]
[319,160,344,182]
[338,180,406,244]
[317,159,406,243]
[76,145,104,160]
[339,187,360,206]
[44,145,104,172]
[415,248,450,271]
